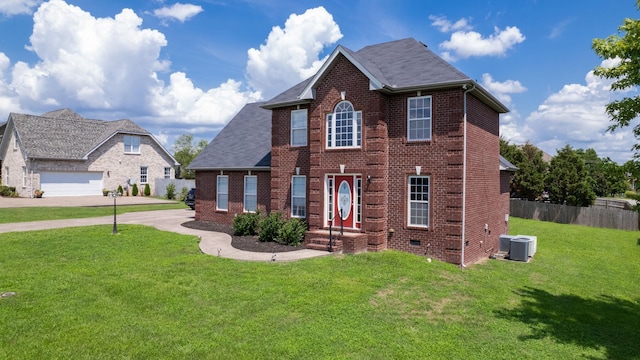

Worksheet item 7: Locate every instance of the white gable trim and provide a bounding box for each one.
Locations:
[299,45,385,100]
[83,131,179,165]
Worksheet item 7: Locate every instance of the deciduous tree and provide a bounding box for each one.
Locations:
[546,145,596,207]
[173,134,208,179]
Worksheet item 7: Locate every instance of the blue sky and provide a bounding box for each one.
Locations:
[0,0,637,163]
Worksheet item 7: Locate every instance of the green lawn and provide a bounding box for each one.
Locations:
[0,203,186,223]
[0,217,638,359]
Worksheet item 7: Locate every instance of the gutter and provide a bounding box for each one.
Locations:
[461,83,476,268]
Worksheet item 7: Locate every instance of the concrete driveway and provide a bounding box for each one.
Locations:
[0,195,178,208]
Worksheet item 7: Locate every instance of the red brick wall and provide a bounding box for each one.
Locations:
[499,171,512,235]
[195,170,270,224]
[462,94,501,265]
[386,89,466,264]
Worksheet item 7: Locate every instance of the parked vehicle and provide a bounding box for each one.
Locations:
[185,188,195,209]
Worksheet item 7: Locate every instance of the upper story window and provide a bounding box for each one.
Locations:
[13,131,18,150]
[164,167,171,179]
[124,135,140,154]
[326,101,362,149]
[291,109,308,146]
[407,96,432,141]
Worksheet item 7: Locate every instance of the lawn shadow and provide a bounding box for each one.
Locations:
[495,286,640,359]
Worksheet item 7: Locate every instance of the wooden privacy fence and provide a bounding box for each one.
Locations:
[510,199,639,231]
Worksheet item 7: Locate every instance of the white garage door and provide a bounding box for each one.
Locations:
[40,172,104,197]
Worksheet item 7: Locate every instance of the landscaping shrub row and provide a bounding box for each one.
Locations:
[233,211,307,245]
[0,186,17,197]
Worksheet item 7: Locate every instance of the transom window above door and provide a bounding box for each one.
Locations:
[326,101,362,149]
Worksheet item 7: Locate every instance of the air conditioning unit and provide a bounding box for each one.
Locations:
[510,238,531,262]
[499,235,516,253]
[516,235,537,257]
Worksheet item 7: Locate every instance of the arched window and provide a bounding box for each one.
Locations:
[326,101,362,148]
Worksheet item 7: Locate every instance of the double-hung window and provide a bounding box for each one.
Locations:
[244,175,257,212]
[291,109,308,146]
[408,176,430,227]
[140,166,148,184]
[291,175,306,218]
[326,101,361,148]
[164,167,171,179]
[22,166,27,188]
[124,135,140,153]
[407,96,432,141]
[216,175,228,211]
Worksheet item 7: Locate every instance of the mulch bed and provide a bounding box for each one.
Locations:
[181,220,302,253]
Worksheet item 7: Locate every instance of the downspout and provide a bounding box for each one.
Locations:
[461,83,476,268]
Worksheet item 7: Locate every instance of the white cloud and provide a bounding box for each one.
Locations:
[481,73,526,107]
[153,3,203,23]
[428,15,472,33]
[481,73,531,144]
[0,0,41,16]
[246,6,343,99]
[440,26,525,61]
[523,60,636,162]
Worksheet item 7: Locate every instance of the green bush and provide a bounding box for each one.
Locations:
[144,183,151,196]
[166,182,176,200]
[258,212,284,242]
[179,187,189,201]
[0,186,17,197]
[233,211,261,236]
[278,218,307,245]
[132,183,139,196]
[624,190,640,201]
[117,185,124,195]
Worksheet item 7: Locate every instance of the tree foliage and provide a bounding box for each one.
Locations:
[546,145,596,207]
[172,134,208,179]
[592,2,640,153]
[500,139,546,200]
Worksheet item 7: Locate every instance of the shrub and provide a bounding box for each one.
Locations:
[0,186,17,197]
[179,187,189,201]
[132,183,139,196]
[624,190,640,201]
[258,212,284,242]
[144,183,151,196]
[278,218,307,245]
[117,185,124,195]
[233,211,261,236]
[166,182,176,200]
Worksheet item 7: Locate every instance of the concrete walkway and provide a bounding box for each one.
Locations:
[0,208,330,262]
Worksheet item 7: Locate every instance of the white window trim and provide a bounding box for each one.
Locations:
[326,101,362,149]
[291,175,306,218]
[124,135,141,154]
[140,166,148,184]
[407,175,430,228]
[243,175,257,213]
[291,109,308,147]
[407,95,432,141]
[216,175,229,211]
[22,166,27,188]
[164,167,171,179]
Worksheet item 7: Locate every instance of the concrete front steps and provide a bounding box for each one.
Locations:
[304,229,368,254]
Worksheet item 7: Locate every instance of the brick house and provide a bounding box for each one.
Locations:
[190,38,516,265]
[0,108,178,197]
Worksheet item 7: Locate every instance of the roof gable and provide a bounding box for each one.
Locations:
[1,109,174,162]
[264,38,508,113]
[189,102,271,170]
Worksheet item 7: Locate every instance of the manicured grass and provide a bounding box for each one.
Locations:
[0,203,186,224]
[0,218,638,359]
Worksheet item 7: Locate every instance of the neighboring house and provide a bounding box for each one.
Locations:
[0,108,178,197]
[190,38,515,266]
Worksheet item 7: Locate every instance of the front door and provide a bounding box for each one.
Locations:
[327,175,361,229]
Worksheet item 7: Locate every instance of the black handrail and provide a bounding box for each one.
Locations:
[340,208,344,235]
[328,213,335,252]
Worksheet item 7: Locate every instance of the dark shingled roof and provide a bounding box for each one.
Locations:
[189,102,271,170]
[8,108,150,160]
[263,38,508,113]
